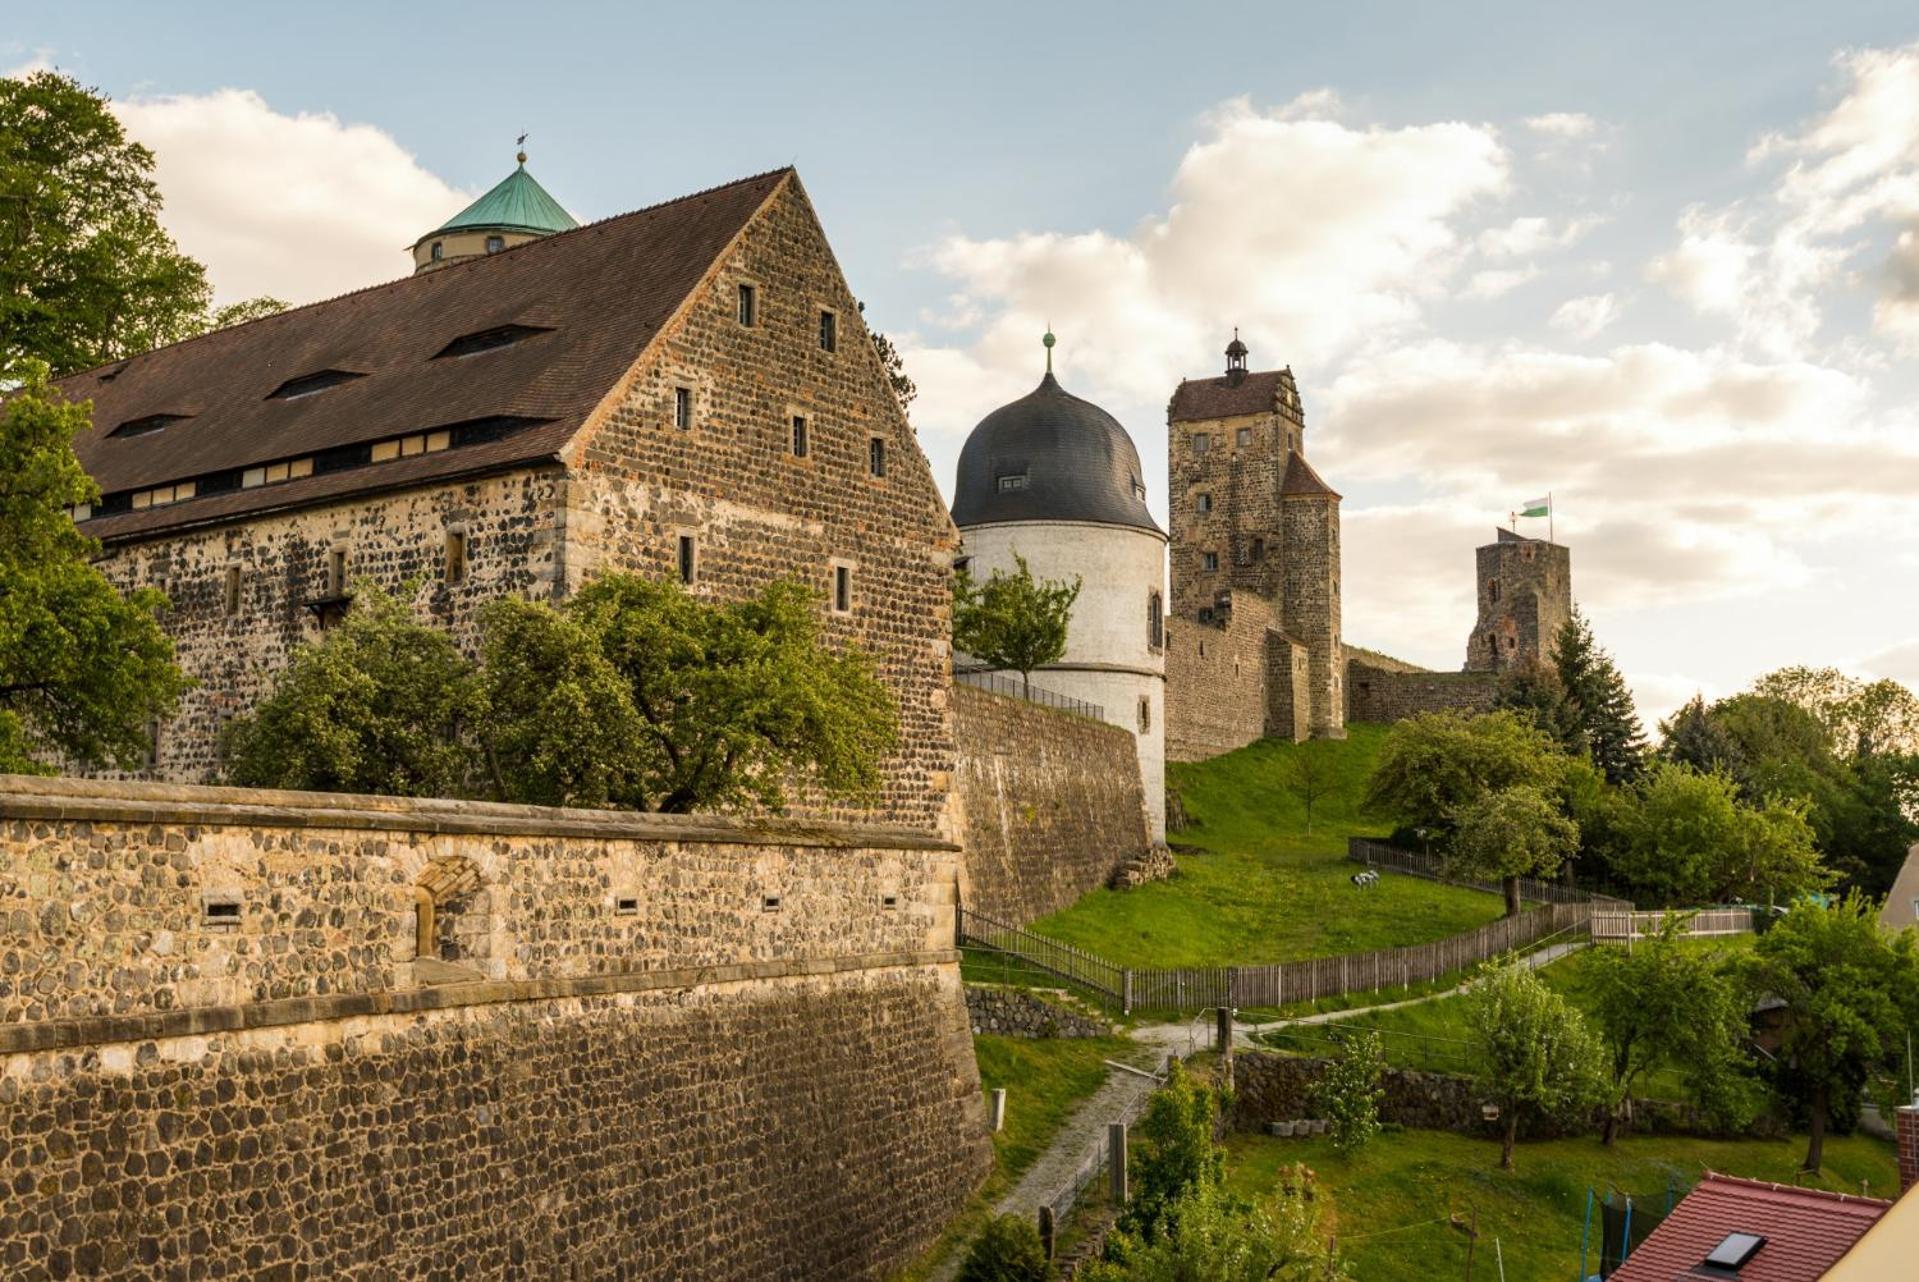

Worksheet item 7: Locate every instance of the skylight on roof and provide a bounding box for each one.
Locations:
[432,324,552,360]
[110,413,191,439]
[1704,1232,1765,1269]
[267,369,364,400]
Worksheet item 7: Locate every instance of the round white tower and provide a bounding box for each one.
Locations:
[951,334,1169,841]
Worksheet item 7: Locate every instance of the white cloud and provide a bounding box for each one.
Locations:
[110,89,472,305]
[1524,112,1599,140]
[1463,266,1538,299]
[1477,214,1603,259]
[1548,292,1620,339]
[1857,639,1919,687]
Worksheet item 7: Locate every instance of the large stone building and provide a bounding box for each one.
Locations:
[1163,337,1345,760]
[950,336,1168,841]
[1465,527,1573,672]
[59,162,957,830]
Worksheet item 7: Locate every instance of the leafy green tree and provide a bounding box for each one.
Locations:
[483,575,899,813]
[1313,1029,1385,1154]
[0,366,187,772]
[1750,893,1919,1172]
[1117,1060,1224,1245]
[222,584,480,796]
[1658,694,1742,778]
[1280,739,1342,833]
[1447,784,1580,916]
[205,296,289,331]
[1551,608,1647,784]
[953,554,1082,697]
[958,1215,1053,1282]
[1585,917,1760,1143]
[1615,762,1828,905]
[1466,960,1606,1169]
[1365,709,1565,850]
[1753,666,1919,758]
[1,72,210,376]
[1494,656,1586,755]
[1085,1176,1347,1282]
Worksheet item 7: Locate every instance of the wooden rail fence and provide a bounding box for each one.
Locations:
[1348,838,1633,908]
[1590,907,1755,942]
[960,901,1594,1016]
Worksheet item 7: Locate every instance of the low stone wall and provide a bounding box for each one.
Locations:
[1232,1050,1769,1141]
[953,683,1150,925]
[965,983,1115,1039]
[0,775,991,1281]
[1346,662,1497,724]
[1164,593,1287,762]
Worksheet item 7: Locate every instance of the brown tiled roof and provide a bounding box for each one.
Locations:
[1611,1173,1887,1282]
[1280,452,1340,500]
[1168,370,1283,422]
[54,168,792,541]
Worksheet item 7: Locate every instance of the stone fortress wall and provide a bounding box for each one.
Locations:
[952,682,1151,925]
[0,774,990,1280]
[1163,592,1309,763]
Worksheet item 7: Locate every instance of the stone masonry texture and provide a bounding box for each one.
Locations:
[0,777,991,1280]
[952,684,1150,925]
[87,174,958,833]
[1346,662,1498,724]
[1465,530,1572,674]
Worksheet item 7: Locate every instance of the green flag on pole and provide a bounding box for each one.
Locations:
[1520,496,1551,518]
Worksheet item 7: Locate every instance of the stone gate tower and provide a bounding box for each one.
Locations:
[1165,335,1344,744]
[1464,528,1571,672]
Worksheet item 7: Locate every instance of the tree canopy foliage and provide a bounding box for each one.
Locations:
[953,553,1081,696]
[226,574,899,814]
[1085,1174,1347,1282]
[1613,762,1828,905]
[1365,709,1565,845]
[223,584,478,797]
[0,366,187,772]
[1448,784,1581,915]
[1750,893,1919,1172]
[1466,960,1606,1169]
[0,72,281,378]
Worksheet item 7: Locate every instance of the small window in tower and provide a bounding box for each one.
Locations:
[485,235,505,254]
[1488,578,1501,603]
[1138,697,1151,733]
[1250,537,1265,562]
[678,535,698,586]
[1132,479,1146,500]
[869,436,887,479]
[791,415,809,458]
[1201,551,1219,573]
[444,529,468,585]
[1195,492,1214,514]
[223,565,242,617]
[819,309,838,352]
[430,241,444,262]
[737,283,758,327]
[1148,590,1163,649]
[674,387,693,430]
[1236,427,1253,448]
[997,474,1027,493]
[1191,432,1211,455]
[328,547,348,596]
[833,564,853,614]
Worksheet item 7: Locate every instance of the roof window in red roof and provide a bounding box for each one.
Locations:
[267,369,364,401]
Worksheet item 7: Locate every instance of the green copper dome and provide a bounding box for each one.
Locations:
[430,163,579,239]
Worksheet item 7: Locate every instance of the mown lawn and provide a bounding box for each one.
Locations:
[1223,1128,1898,1282]
[1025,726,1509,967]
[1258,936,1757,1085]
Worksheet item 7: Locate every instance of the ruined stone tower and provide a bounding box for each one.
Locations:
[1165,336,1344,746]
[1464,528,1572,672]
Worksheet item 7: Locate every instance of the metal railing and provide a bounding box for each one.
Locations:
[958,907,1125,1007]
[1348,839,1633,909]
[953,669,1105,721]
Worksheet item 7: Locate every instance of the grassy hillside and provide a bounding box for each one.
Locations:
[1224,1129,1898,1282]
[1025,727,1509,967]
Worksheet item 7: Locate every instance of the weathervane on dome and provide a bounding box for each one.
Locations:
[516,132,528,165]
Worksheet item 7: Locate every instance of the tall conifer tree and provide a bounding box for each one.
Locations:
[1552,608,1647,784]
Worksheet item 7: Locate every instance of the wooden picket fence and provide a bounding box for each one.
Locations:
[1590,907,1756,943]
[960,900,1594,1016]
[1348,838,1633,909]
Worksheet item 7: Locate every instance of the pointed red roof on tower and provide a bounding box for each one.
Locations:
[1280,452,1340,500]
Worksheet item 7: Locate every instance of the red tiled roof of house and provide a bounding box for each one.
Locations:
[51,168,791,542]
[1610,1172,1889,1282]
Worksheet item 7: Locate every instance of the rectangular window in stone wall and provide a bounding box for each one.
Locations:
[833,564,853,614]
[223,565,242,616]
[678,535,698,585]
[869,436,887,478]
[674,387,693,430]
[1192,432,1211,455]
[819,309,837,352]
[1236,427,1253,448]
[737,283,758,327]
[792,415,809,458]
[1196,492,1213,514]
[444,530,468,585]
[1202,551,1219,573]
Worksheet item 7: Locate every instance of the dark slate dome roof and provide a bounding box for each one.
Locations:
[952,372,1164,534]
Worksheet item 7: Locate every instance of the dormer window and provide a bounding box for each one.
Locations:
[430,241,444,262]
[268,369,363,401]
[997,474,1028,493]
[433,324,550,359]
[485,235,505,253]
[110,413,190,439]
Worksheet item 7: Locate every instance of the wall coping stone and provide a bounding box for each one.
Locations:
[0,947,960,1055]
[0,773,957,851]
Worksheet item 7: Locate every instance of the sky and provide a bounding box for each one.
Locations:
[11,1,1919,728]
